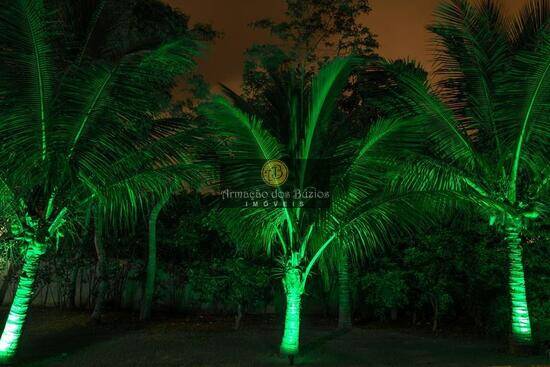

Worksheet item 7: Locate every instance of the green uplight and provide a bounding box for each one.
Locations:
[0,242,45,363]
[505,218,532,345]
[280,267,303,357]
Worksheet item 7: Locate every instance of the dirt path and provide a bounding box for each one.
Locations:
[7,309,548,366]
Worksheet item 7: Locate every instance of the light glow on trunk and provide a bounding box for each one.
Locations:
[0,242,44,363]
[280,268,303,356]
[505,218,532,345]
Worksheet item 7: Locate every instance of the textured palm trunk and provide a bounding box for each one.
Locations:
[140,204,161,320]
[0,242,44,363]
[140,191,172,321]
[67,267,78,309]
[505,219,533,346]
[280,268,303,359]
[91,217,108,322]
[338,252,352,330]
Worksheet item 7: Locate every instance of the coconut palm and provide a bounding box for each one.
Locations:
[0,0,201,362]
[139,184,176,321]
[201,57,438,362]
[139,177,196,321]
[383,0,549,348]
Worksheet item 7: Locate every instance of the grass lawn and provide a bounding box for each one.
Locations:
[6,308,548,366]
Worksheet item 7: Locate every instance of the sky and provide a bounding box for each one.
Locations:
[164,0,528,91]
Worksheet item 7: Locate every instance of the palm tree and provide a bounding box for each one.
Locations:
[201,57,436,362]
[139,136,208,322]
[139,185,175,321]
[0,0,200,361]
[383,0,549,348]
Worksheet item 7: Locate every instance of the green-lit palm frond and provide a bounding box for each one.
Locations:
[383,61,478,169]
[0,0,56,163]
[330,117,425,200]
[200,96,284,161]
[397,157,478,191]
[390,156,506,211]
[305,112,441,272]
[320,118,427,262]
[199,96,290,253]
[429,0,510,158]
[299,56,360,162]
[54,38,198,159]
[78,114,207,230]
[217,206,287,256]
[504,31,550,201]
[315,190,454,263]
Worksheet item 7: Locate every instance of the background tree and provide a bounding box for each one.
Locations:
[243,0,378,128]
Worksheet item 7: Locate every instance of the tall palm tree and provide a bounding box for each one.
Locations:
[139,184,176,321]
[201,57,436,362]
[0,0,200,362]
[384,0,549,348]
[139,130,208,322]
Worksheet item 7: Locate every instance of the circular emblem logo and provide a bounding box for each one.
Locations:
[261,159,289,187]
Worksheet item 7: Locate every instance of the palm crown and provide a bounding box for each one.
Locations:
[201,56,439,357]
[0,0,202,360]
[0,0,201,235]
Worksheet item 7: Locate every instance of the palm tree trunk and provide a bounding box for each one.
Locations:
[431,297,438,333]
[338,252,352,330]
[91,214,108,323]
[140,199,166,321]
[139,217,157,320]
[0,242,45,363]
[140,189,173,321]
[280,268,303,359]
[234,303,242,330]
[505,219,533,347]
[67,267,78,309]
[0,261,14,306]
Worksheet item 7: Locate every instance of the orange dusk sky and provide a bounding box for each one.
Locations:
[163,0,529,91]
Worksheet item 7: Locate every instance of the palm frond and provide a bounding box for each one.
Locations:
[315,191,458,263]
[300,56,361,161]
[54,38,198,158]
[383,61,478,169]
[429,0,511,158]
[505,31,550,201]
[200,96,284,161]
[0,0,56,161]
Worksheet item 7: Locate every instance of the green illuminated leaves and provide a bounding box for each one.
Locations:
[200,96,284,161]
[506,32,550,202]
[0,0,55,163]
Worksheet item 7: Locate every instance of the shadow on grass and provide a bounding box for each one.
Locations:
[14,319,128,367]
[301,328,350,355]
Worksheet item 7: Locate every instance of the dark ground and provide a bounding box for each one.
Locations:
[5,308,548,367]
